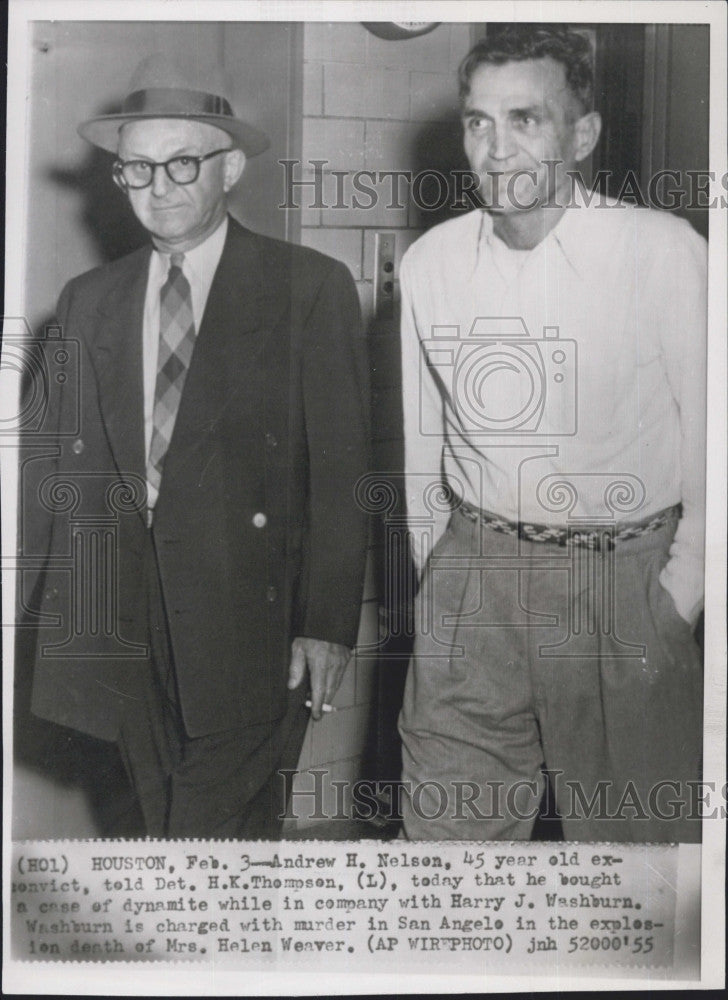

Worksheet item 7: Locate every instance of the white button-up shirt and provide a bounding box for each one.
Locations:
[400,195,707,623]
[142,216,228,509]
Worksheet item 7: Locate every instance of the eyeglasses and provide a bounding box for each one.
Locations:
[112,148,230,189]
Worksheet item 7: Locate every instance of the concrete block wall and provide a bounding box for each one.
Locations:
[290,21,477,829]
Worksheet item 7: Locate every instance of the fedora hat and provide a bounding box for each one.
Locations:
[77,52,270,157]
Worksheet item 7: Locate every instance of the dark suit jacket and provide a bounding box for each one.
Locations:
[22,218,369,741]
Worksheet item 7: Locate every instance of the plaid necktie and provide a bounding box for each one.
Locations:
[147,253,196,520]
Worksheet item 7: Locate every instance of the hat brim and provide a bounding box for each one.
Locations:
[78,113,270,157]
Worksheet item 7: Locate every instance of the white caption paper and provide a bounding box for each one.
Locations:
[11,840,685,973]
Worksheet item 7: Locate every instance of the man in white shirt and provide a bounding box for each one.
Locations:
[399,25,705,841]
[23,54,369,837]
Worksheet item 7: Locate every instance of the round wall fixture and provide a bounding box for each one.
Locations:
[362,22,440,41]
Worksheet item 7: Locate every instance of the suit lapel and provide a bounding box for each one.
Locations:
[89,247,150,496]
[159,220,287,480]
[87,221,286,512]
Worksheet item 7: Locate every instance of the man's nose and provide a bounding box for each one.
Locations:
[150,163,174,197]
[487,125,517,162]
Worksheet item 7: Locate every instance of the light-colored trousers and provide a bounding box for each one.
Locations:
[399,506,703,842]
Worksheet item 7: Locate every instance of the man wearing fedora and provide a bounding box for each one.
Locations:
[24,54,369,838]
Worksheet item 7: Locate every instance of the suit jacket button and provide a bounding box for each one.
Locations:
[72,438,84,454]
[265,432,278,448]
[266,585,277,602]
[253,512,267,528]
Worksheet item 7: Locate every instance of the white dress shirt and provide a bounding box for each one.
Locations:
[400,195,707,623]
[143,216,228,509]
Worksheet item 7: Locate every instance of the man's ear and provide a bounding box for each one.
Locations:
[572,111,602,163]
[223,148,246,192]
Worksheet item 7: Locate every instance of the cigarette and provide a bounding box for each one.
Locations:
[304,700,336,713]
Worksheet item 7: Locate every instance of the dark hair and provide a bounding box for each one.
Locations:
[458,24,594,114]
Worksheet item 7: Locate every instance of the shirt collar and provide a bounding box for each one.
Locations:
[151,214,228,286]
[474,181,606,278]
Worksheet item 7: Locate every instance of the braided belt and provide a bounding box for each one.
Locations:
[457,500,679,551]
